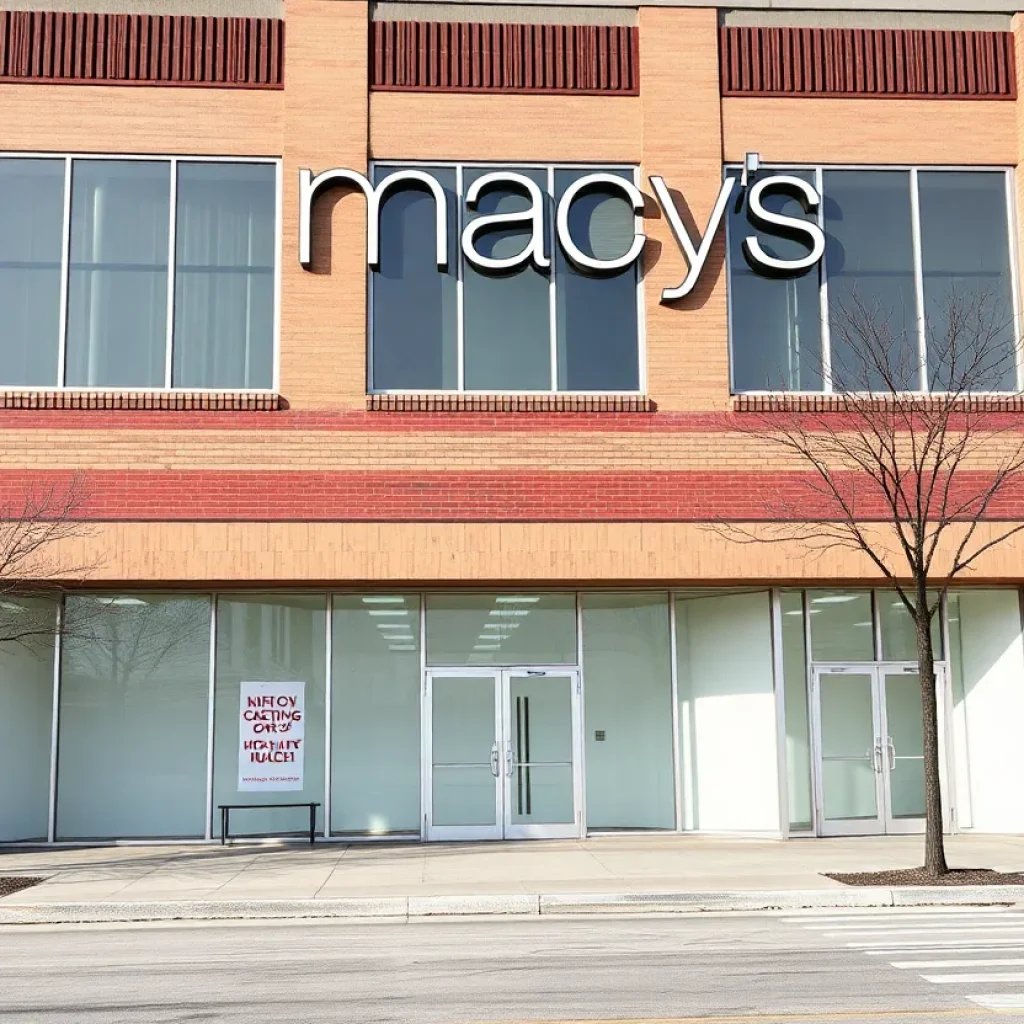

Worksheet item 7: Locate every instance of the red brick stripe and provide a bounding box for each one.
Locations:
[4,469,1023,522]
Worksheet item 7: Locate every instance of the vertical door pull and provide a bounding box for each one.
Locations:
[872,742,883,773]
[490,742,499,777]
[886,737,896,771]
[506,740,516,777]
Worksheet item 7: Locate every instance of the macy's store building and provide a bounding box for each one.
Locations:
[3,0,1024,846]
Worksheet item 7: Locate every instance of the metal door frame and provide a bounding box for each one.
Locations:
[422,666,584,842]
[502,668,584,841]
[810,665,887,837]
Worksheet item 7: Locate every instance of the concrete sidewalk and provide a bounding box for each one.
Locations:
[3,834,1024,923]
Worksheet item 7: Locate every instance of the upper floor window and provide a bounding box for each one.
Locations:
[726,166,1018,394]
[370,162,642,393]
[0,156,278,391]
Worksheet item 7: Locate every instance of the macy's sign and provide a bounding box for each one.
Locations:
[298,167,825,303]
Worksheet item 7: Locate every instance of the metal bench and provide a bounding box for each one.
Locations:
[218,802,320,845]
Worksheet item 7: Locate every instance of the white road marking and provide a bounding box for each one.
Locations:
[863,944,1024,954]
[968,994,1024,1010]
[891,958,1024,969]
[832,925,1024,937]
[922,972,1024,984]
[781,909,1016,924]
[848,936,1024,948]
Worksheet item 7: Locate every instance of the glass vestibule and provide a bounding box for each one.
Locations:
[424,668,582,841]
[811,664,930,836]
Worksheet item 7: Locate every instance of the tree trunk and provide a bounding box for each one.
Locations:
[916,595,948,877]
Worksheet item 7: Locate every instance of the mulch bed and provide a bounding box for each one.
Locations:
[826,868,1024,887]
[0,877,44,899]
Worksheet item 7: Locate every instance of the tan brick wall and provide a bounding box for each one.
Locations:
[46,520,1024,585]
[639,7,729,413]
[0,84,283,155]
[280,0,369,411]
[723,97,1017,166]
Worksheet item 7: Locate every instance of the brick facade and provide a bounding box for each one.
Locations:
[2,0,1023,587]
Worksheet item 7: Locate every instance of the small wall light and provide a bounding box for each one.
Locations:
[741,151,761,188]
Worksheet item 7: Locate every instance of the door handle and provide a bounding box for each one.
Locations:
[872,742,883,774]
[490,742,499,778]
[887,737,896,771]
[505,740,516,778]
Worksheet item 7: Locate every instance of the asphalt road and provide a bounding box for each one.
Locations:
[3,907,1024,1023]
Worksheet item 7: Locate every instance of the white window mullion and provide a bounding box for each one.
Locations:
[456,163,465,391]
[164,158,178,389]
[56,156,73,388]
[548,165,557,392]
[816,166,833,393]
[909,167,928,392]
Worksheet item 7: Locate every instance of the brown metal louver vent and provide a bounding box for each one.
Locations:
[720,26,1015,99]
[0,11,283,87]
[371,20,638,95]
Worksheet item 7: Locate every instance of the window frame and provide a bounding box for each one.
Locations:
[724,162,1022,396]
[0,151,282,394]
[368,159,647,396]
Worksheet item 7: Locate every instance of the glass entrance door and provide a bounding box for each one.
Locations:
[424,668,582,841]
[811,665,926,837]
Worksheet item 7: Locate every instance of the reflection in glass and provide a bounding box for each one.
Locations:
[173,163,276,389]
[431,675,497,827]
[808,590,874,662]
[918,171,1015,391]
[0,599,56,842]
[425,593,576,667]
[884,671,926,819]
[728,169,823,391]
[330,595,421,834]
[65,160,170,387]
[555,169,639,391]
[878,590,942,661]
[56,595,210,839]
[463,168,551,390]
[212,595,326,837]
[819,672,878,821]
[584,592,674,829]
[823,171,917,391]
[371,167,458,390]
[0,159,64,386]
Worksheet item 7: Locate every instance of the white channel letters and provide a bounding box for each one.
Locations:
[298,166,826,302]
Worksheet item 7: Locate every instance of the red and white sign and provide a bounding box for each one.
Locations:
[237,681,306,791]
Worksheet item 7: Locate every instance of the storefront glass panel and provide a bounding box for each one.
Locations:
[808,590,874,661]
[781,592,812,830]
[330,595,420,835]
[56,595,210,840]
[425,593,576,667]
[582,592,674,829]
[877,590,942,661]
[0,599,56,842]
[677,591,778,831]
[212,595,327,837]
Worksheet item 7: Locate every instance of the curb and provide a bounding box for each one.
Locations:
[3,886,1024,925]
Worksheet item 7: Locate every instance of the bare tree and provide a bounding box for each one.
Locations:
[0,474,98,647]
[720,290,1024,876]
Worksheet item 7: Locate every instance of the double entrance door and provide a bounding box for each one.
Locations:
[811,664,933,836]
[424,668,583,841]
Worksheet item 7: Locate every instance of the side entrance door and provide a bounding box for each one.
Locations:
[423,668,583,841]
[811,664,929,837]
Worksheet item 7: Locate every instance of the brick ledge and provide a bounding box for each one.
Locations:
[0,391,282,411]
[734,394,1024,413]
[367,394,656,413]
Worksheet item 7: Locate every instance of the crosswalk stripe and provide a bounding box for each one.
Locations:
[891,959,1024,969]
[848,936,1024,948]
[830,925,1024,937]
[968,994,1024,1010]
[805,917,1024,930]
[864,945,1024,955]
[922,973,1024,984]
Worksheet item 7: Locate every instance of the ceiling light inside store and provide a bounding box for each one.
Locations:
[483,622,519,629]
[811,595,860,605]
[783,610,802,617]
[488,609,531,617]
[479,634,511,641]
[474,644,501,650]
[495,596,540,604]
[388,644,416,651]
[95,597,148,606]
[376,622,408,629]
[367,610,408,617]
[362,596,406,604]
[385,634,414,641]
